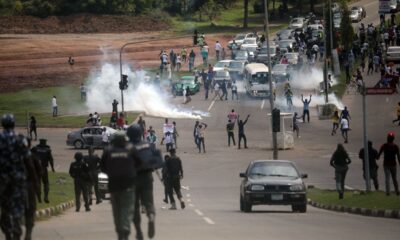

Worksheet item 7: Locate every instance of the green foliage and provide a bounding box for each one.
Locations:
[22,0,56,18]
[339,0,354,52]
[200,0,222,22]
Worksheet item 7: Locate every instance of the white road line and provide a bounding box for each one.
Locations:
[186,193,191,198]
[207,100,216,111]
[203,217,215,225]
[261,99,265,109]
[194,209,204,216]
[188,203,195,207]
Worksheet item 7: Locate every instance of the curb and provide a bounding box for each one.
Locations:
[307,199,400,220]
[35,200,75,219]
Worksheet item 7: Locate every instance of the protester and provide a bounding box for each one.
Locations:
[52,96,58,117]
[377,132,400,196]
[301,94,312,123]
[226,120,236,146]
[340,117,350,144]
[238,115,250,149]
[330,144,352,199]
[359,141,380,191]
[331,110,340,136]
[29,115,37,141]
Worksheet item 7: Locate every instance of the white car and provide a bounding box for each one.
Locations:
[228,33,257,47]
[284,52,300,65]
[241,38,258,50]
[386,46,400,62]
[214,60,232,72]
[289,18,305,29]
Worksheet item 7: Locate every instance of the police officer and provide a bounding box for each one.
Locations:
[127,124,163,240]
[101,133,138,240]
[165,148,185,210]
[69,152,91,212]
[84,147,102,205]
[25,138,42,240]
[32,139,55,203]
[0,114,29,240]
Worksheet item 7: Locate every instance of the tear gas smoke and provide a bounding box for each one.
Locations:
[274,93,344,111]
[289,67,338,90]
[85,63,208,119]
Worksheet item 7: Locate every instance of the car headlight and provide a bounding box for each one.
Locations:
[289,184,305,191]
[250,185,265,191]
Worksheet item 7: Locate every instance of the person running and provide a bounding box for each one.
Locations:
[330,144,352,199]
[359,141,380,190]
[293,112,302,138]
[226,120,236,146]
[340,117,349,143]
[285,88,293,109]
[238,115,250,149]
[301,94,312,123]
[392,102,400,126]
[172,121,179,149]
[231,81,238,100]
[340,106,351,122]
[197,122,207,153]
[214,82,221,100]
[331,110,340,135]
[377,132,400,196]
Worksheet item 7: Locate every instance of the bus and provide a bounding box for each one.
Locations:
[244,63,270,98]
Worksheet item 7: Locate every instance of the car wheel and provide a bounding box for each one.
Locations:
[240,196,244,211]
[74,140,84,149]
[291,205,298,212]
[298,204,307,213]
[243,199,252,213]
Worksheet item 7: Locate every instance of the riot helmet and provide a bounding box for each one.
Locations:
[127,124,142,143]
[1,113,15,130]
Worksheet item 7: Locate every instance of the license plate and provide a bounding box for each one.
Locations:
[271,194,283,201]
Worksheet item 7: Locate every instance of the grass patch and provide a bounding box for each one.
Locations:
[308,188,400,210]
[0,86,138,128]
[37,172,74,211]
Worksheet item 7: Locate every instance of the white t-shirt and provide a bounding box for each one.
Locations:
[340,118,349,130]
[102,130,110,142]
[215,42,222,51]
[52,97,57,107]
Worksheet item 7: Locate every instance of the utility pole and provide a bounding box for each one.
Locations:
[264,0,278,159]
[329,0,333,70]
[362,82,371,191]
[323,3,328,104]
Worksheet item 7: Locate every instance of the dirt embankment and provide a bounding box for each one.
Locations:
[0,14,169,34]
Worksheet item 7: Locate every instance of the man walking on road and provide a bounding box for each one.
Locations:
[215,41,222,61]
[69,152,91,212]
[377,132,400,196]
[330,144,351,199]
[238,115,250,149]
[359,141,380,190]
[340,117,349,144]
[165,148,185,210]
[31,139,55,203]
[84,147,102,205]
[301,94,312,123]
[196,122,207,153]
[226,120,236,146]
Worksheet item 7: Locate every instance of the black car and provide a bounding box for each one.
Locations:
[240,160,308,213]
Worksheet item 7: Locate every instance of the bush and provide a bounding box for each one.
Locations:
[22,0,55,18]
[145,9,171,25]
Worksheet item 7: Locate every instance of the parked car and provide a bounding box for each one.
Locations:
[289,17,305,29]
[66,126,117,149]
[386,46,400,62]
[213,70,231,86]
[350,6,366,22]
[272,64,291,82]
[234,50,250,61]
[275,29,295,41]
[241,38,258,50]
[277,39,298,53]
[239,160,308,213]
[228,33,257,48]
[214,60,232,72]
[229,60,248,80]
[173,76,200,96]
[254,44,278,64]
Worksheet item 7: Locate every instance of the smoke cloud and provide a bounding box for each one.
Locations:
[85,63,208,119]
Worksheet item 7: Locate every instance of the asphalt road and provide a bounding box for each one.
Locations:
[11,1,400,239]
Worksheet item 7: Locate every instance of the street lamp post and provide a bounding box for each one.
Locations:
[362,82,371,191]
[323,3,328,104]
[264,0,278,159]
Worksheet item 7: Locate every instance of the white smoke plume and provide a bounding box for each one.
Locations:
[289,67,338,90]
[85,63,208,119]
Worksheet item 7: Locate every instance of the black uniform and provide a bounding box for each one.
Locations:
[226,121,236,146]
[238,115,250,149]
[69,153,91,212]
[31,139,55,203]
[165,152,184,209]
[84,151,102,204]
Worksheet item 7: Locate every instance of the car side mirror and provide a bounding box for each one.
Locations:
[301,173,308,179]
[239,173,246,178]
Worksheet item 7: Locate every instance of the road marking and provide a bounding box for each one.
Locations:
[203,217,215,225]
[194,209,204,216]
[207,100,216,111]
[188,203,195,207]
[261,99,265,109]
[186,193,191,198]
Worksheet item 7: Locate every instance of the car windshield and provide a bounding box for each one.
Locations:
[351,10,358,15]
[229,62,243,68]
[215,61,229,68]
[273,64,287,71]
[235,34,245,40]
[244,39,256,44]
[251,72,268,84]
[180,77,195,84]
[215,71,229,77]
[259,47,276,54]
[249,162,299,178]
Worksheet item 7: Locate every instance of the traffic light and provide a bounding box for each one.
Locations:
[272,108,280,132]
[119,74,128,90]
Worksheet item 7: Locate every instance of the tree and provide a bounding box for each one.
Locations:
[339,0,354,52]
[243,0,249,28]
[200,0,221,22]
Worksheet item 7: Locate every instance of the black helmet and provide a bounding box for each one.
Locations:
[127,124,142,143]
[111,132,127,147]
[74,152,83,161]
[1,113,15,130]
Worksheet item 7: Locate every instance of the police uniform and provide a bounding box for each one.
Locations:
[165,149,185,210]
[32,139,55,203]
[101,133,139,240]
[84,149,102,204]
[0,114,29,240]
[69,152,91,212]
[127,124,163,240]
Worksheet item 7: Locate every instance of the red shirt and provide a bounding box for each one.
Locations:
[117,117,125,128]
